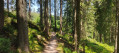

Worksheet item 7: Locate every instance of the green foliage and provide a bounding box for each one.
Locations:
[57,34,114,53]
[3,0,116,52]
[94,0,115,43]
[84,38,114,53]
[3,11,46,53]
[63,47,72,53]
[0,38,11,53]
[63,0,74,33]
[57,34,73,44]
[31,12,40,24]
[29,27,44,52]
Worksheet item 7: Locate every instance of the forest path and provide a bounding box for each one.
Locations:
[42,32,58,53]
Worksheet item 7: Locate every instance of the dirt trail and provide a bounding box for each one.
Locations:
[42,32,58,53]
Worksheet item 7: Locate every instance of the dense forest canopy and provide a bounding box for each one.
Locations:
[0,0,118,53]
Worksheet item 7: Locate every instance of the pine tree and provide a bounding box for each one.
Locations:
[16,0,29,52]
[44,0,49,35]
[54,0,57,32]
[0,0,4,34]
[74,0,81,53]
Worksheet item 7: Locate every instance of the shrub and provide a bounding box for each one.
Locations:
[63,47,72,53]
[0,38,11,53]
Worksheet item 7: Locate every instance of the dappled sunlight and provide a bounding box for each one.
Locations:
[0,0,117,53]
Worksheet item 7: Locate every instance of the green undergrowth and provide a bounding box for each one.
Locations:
[57,33,74,44]
[84,38,114,53]
[2,11,114,53]
[29,28,44,52]
[2,11,48,53]
[57,34,114,53]
[0,38,11,53]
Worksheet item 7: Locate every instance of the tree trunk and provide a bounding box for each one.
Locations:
[115,20,118,53]
[54,0,56,32]
[7,0,9,12]
[44,0,49,35]
[117,0,119,52]
[29,0,31,20]
[0,0,4,34]
[110,33,111,43]
[74,0,77,51]
[76,0,81,53]
[83,43,85,53]
[72,0,75,38]
[40,0,44,30]
[93,32,95,39]
[99,33,102,42]
[104,34,106,43]
[110,27,113,44]
[115,25,117,53]
[74,0,81,53]
[60,0,62,34]
[16,0,29,53]
[49,0,51,28]
[74,8,77,52]
[43,0,45,27]
[115,34,117,53]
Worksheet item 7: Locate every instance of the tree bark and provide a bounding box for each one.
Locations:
[110,27,113,44]
[7,0,9,12]
[42,0,45,27]
[99,33,102,42]
[60,0,62,34]
[117,0,119,52]
[74,0,81,53]
[115,26,117,53]
[16,0,29,53]
[93,32,95,39]
[44,0,49,35]
[74,0,77,51]
[115,20,118,53]
[54,0,57,32]
[0,0,4,34]
[76,0,81,53]
[72,0,75,38]
[29,0,31,20]
[49,0,51,28]
[40,0,43,28]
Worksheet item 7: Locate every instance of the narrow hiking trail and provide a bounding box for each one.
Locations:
[42,32,58,53]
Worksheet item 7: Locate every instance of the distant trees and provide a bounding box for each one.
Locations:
[94,1,103,42]
[0,0,118,53]
[16,0,29,53]
[94,0,114,43]
[0,0,4,34]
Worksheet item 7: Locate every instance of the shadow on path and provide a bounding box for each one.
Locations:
[42,32,58,53]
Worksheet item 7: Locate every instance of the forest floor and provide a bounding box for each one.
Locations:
[42,32,59,53]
